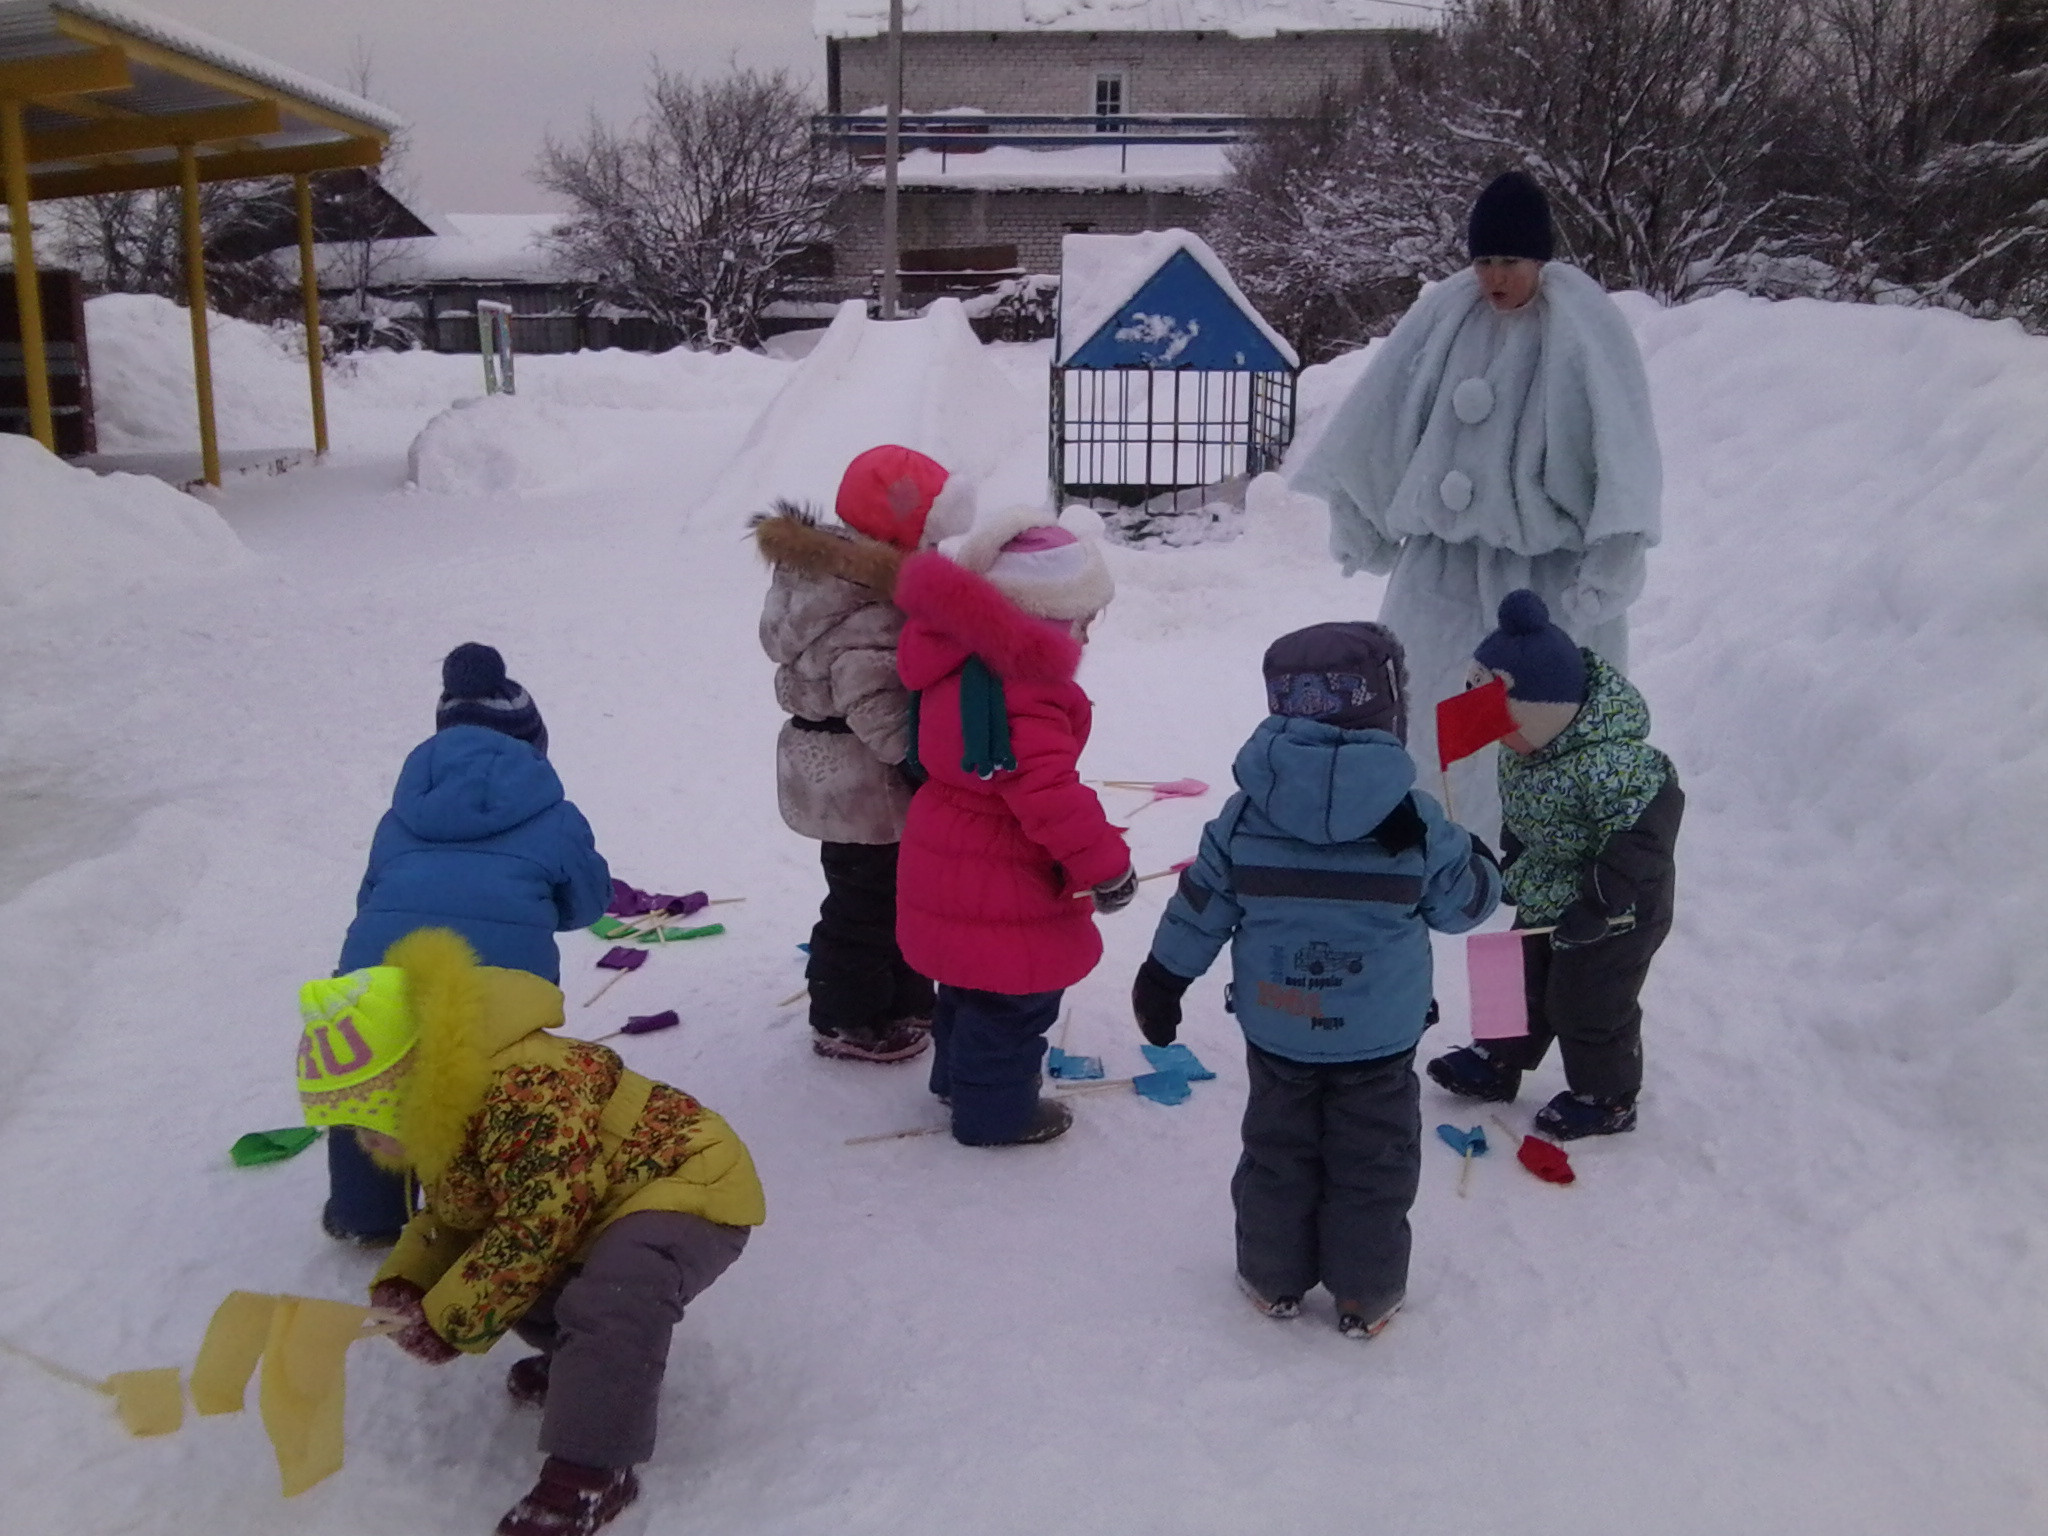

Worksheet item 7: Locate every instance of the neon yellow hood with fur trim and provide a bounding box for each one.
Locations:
[368,928,764,1352]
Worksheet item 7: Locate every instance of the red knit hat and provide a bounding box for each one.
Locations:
[835,445,950,551]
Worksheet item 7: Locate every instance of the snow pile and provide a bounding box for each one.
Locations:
[1057,229,1296,365]
[85,293,315,452]
[0,435,248,609]
[405,393,593,496]
[701,298,1041,522]
[1622,291,2048,1138]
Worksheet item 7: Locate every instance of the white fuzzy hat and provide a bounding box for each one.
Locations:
[940,503,1114,622]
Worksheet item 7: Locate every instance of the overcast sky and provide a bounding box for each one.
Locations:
[147,0,820,214]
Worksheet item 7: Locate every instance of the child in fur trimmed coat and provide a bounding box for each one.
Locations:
[753,446,976,1064]
[893,507,1136,1146]
[298,928,764,1536]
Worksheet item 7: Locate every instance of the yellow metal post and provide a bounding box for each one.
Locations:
[2,100,55,452]
[178,143,219,487]
[293,173,328,456]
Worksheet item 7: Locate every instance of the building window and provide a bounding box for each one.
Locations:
[1065,221,1097,234]
[1094,71,1125,130]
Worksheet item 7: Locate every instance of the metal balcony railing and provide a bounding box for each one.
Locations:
[813,112,1280,151]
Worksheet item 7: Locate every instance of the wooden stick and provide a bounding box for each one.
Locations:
[776,986,809,1008]
[581,969,632,1009]
[1053,1075,1135,1096]
[1441,765,1457,826]
[0,1335,110,1396]
[1458,1146,1474,1198]
[844,1124,949,1145]
[706,897,747,906]
[1069,865,1187,899]
[1054,1006,1075,1053]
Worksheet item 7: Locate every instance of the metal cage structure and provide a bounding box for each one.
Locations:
[1051,238,1297,514]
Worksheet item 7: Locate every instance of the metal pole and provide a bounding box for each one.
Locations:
[2,101,55,451]
[179,144,220,487]
[293,174,329,456]
[879,0,903,320]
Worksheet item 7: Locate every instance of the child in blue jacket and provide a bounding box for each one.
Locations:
[323,643,612,1244]
[1132,623,1500,1338]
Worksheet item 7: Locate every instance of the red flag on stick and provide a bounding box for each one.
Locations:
[1435,679,1517,771]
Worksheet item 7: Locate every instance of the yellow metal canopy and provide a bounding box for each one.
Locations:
[0,0,403,480]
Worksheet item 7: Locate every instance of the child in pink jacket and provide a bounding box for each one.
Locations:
[893,507,1135,1145]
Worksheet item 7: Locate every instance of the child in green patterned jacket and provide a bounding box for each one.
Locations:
[1426,590,1683,1139]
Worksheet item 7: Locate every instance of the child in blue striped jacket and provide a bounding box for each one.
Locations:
[1132,622,1500,1338]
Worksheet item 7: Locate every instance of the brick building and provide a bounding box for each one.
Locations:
[815,0,1435,284]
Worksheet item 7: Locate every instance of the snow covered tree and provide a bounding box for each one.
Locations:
[1212,47,1483,359]
[1447,0,1799,299]
[538,68,853,350]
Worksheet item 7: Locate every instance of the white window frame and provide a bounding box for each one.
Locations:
[1093,69,1127,129]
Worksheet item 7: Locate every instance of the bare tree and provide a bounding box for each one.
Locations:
[44,180,298,320]
[1447,0,1799,299]
[1213,47,1484,358]
[537,67,853,350]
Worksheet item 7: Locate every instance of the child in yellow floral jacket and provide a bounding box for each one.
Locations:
[297,928,764,1536]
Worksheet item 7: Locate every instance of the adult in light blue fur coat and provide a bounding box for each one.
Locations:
[1291,172,1662,836]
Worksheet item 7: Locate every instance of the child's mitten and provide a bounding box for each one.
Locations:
[369,1279,459,1366]
[1092,866,1140,915]
[1551,902,1637,950]
[1132,956,1192,1046]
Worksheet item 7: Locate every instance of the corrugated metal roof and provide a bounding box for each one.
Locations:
[0,0,403,133]
[817,0,1440,38]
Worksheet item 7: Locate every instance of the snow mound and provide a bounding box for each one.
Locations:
[0,435,248,609]
[700,298,1039,523]
[84,293,314,452]
[405,393,589,496]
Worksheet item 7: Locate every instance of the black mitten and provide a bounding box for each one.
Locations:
[1132,955,1193,1047]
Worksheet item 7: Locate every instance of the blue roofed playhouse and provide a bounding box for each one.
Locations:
[1052,230,1299,528]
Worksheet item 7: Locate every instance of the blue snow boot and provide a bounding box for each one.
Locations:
[1426,1044,1521,1104]
[1535,1091,1637,1140]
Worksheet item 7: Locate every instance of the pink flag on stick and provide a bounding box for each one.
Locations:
[1466,931,1529,1040]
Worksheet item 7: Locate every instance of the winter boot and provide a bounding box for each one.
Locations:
[496,1458,640,1536]
[1535,1091,1637,1140]
[960,1097,1072,1147]
[1426,1044,1522,1104]
[1237,1273,1302,1320]
[1336,1295,1403,1341]
[811,1020,931,1063]
[506,1354,550,1408]
[319,1203,399,1249]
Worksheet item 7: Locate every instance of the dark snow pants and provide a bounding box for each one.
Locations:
[808,841,934,1042]
[1232,1043,1420,1314]
[1491,777,1681,1102]
[512,1210,750,1469]
[324,1126,410,1241]
[927,985,1063,1144]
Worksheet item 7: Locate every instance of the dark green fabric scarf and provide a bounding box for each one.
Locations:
[903,655,1014,783]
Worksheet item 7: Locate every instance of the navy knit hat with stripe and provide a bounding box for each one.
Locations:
[437,643,548,756]
[1468,171,1555,263]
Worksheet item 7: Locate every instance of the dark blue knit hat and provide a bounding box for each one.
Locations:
[437,642,548,756]
[1468,171,1555,263]
[1474,591,1585,705]
[1263,621,1409,741]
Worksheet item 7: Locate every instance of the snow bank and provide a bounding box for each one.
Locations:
[404,394,590,496]
[700,298,1040,523]
[85,293,314,452]
[0,435,248,609]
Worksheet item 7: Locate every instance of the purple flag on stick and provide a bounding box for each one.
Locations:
[1467,931,1529,1040]
[597,947,648,972]
[621,1010,680,1036]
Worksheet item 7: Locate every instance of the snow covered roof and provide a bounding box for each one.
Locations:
[360,214,573,285]
[0,0,403,133]
[817,0,1440,39]
[872,142,1232,192]
[1058,228,1295,367]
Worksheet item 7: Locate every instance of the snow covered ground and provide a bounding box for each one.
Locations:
[2,290,2046,1534]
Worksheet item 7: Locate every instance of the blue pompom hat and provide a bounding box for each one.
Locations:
[436,642,548,755]
[1473,591,1585,705]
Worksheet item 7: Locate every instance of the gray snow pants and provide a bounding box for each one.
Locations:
[1232,1043,1419,1313]
[512,1209,749,1468]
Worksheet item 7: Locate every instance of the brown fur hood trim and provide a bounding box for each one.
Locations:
[751,500,905,597]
